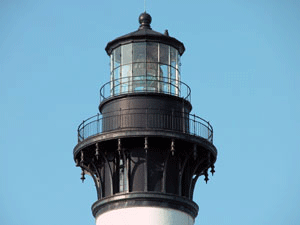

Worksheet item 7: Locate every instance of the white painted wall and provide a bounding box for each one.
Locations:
[95,207,194,225]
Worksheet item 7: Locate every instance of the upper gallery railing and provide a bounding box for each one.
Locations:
[77,108,213,143]
[100,76,191,103]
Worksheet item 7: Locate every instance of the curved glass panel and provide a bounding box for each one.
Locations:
[159,44,169,64]
[133,42,146,62]
[121,64,131,93]
[146,63,159,92]
[147,42,158,63]
[114,47,121,69]
[133,62,146,91]
[122,44,132,65]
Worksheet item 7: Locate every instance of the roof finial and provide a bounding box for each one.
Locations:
[139,12,152,30]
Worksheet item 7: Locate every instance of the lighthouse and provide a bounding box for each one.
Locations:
[73,12,217,225]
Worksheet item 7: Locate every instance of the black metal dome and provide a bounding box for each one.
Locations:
[105,12,185,55]
[139,12,152,29]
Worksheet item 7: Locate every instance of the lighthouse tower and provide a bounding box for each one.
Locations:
[73,12,217,225]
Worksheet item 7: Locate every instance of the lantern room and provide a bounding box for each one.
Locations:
[104,12,185,99]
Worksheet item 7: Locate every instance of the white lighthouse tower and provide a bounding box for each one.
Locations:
[73,12,217,225]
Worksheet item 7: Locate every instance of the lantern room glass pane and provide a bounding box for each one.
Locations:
[171,67,176,94]
[159,64,168,93]
[133,62,146,77]
[121,64,132,79]
[110,54,114,72]
[170,47,177,69]
[147,62,158,79]
[113,67,120,95]
[133,63,146,91]
[159,64,168,78]
[177,52,181,73]
[146,63,159,92]
[122,44,132,65]
[110,54,114,92]
[159,44,169,64]
[121,65,131,93]
[114,47,121,68]
[133,42,146,62]
[147,42,158,63]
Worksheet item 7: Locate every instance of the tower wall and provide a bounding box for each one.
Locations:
[95,207,194,225]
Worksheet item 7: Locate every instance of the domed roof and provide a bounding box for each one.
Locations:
[105,12,185,55]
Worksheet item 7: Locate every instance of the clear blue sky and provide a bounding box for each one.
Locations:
[1,1,299,225]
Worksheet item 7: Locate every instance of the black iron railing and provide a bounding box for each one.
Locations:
[77,109,213,143]
[100,76,191,103]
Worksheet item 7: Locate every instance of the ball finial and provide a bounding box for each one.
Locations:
[139,12,152,29]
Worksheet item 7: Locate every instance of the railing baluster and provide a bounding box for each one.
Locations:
[208,121,211,142]
[119,108,122,129]
[194,114,196,135]
[97,113,99,134]
[146,108,148,128]
[171,110,174,130]
[82,120,85,140]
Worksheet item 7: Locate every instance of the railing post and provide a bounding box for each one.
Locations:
[171,110,174,130]
[208,121,212,142]
[146,108,148,128]
[97,113,99,134]
[82,120,85,140]
[119,108,122,129]
[193,114,196,136]
[183,111,185,134]
[102,85,105,101]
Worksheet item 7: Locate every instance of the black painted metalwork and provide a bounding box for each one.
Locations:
[105,13,185,56]
[73,12,218,221]
[92,192,199,219]
[77,108,213,142]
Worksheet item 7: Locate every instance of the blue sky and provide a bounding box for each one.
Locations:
[1,1,299,225]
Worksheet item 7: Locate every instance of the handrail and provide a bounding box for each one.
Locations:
[100,76,191,103]
[77,108,213,143]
